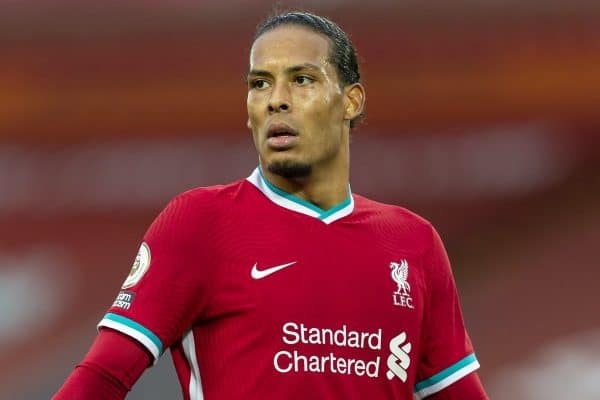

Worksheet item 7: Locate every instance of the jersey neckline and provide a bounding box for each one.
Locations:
[246,167,354,224]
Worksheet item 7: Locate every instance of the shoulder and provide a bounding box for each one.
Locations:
[174,178,246,205]
[149,178,247,231]
[170,178,248,211]
[352,194,440,253]
[353,194,434,231]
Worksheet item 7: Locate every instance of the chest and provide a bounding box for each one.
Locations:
[203,214,427,336]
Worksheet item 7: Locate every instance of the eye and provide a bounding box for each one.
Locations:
[251,79,270,90]
[294,75,314,86]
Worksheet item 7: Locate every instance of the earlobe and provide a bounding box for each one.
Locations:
[247,119,252,130]
[344,83,366,121]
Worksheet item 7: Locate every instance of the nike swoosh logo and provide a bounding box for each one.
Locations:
[251,261,297,279]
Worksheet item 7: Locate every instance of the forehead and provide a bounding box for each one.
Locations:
[249,25,332,69]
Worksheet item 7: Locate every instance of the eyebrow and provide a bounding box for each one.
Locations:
[247,63,323,79]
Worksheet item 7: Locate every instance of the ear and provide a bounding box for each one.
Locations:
[343,83,365,123]
[247,118,252,130]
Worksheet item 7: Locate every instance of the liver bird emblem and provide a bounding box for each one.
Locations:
[390,260,410,295]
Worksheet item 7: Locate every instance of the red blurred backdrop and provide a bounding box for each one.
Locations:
[1,1,599,399]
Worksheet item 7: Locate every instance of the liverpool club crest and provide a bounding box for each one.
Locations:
[390,260,414,308]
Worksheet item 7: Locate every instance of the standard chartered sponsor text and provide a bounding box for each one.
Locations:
[274,322,382,378]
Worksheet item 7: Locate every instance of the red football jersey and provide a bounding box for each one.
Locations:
[98,167,480,399]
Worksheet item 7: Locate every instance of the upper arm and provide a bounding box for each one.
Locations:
[414,227,484,399]
[98,193,213,364]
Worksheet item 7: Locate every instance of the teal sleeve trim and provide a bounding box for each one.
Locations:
[104,312,163,355]
[414,353,478,392]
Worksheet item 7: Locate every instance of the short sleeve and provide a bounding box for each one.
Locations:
[414,227,480,399]
[97,193,211,364]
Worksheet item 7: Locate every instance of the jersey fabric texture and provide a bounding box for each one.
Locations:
[98,167,480,399]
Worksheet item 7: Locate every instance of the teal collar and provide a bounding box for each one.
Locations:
[246,167,354,224]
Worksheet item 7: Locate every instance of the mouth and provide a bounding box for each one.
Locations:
[266,123,299,150]
[267,123,299,139]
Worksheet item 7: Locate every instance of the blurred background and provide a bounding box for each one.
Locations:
[1,0,599,399]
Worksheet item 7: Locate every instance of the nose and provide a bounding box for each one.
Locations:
[268,82,291,113]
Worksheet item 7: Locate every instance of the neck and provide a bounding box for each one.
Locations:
[260,150,350,211]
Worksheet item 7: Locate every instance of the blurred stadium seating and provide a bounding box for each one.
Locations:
[1,1,599,399]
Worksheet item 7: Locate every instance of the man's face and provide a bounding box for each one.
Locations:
[247,25,348,179]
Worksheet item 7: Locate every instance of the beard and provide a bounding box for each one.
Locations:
[267,160,312,179]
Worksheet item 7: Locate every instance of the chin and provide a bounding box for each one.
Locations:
[267,159,312,179]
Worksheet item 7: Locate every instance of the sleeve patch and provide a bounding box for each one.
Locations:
[111,290,135,310]
[122,242,151,289]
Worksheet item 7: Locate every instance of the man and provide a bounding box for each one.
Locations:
[54,11,488,399]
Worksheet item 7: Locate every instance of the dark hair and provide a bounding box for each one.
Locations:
[253,11,364,128]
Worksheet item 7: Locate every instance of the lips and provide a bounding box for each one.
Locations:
[267,123,298,138]
[266,123,299,150]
